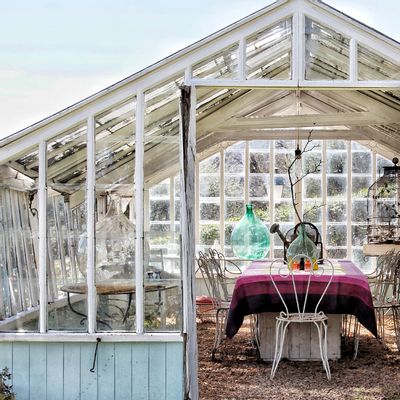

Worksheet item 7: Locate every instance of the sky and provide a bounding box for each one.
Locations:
[0,0,399,139]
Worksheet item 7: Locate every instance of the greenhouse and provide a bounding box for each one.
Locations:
[0,0,399,399]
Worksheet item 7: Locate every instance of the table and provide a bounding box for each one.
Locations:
[61,279,176,326]
[226,260,377,360]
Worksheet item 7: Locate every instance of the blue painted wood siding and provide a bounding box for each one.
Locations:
[0,341,184,400]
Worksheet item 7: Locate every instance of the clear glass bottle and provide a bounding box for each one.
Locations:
[95,193,136,280]
[286,223,318,270]
[77,193,135,280]
[231,204,270,259]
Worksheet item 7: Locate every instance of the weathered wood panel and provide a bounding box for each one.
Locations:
[114,343,132,400]
[46,343,64,400]
[29,343,47,400]
[63,343,81,400]
[258,312,341,361]
[0,341,183,400]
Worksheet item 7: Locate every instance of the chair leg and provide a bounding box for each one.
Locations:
[314,321,331,380]
[271,320,290,379]
[212,308,226,360]
[353,320,360,360]
[393,306,400,352]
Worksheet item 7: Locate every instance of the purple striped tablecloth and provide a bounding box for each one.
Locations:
[226,259,377,339]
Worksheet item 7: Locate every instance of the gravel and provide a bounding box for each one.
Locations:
[198,316,400,400]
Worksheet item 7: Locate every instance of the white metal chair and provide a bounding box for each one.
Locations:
[353,249,400,357]
[269,255,334,380]
[196,248,241,360]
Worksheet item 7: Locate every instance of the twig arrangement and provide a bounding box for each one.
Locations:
[287,130,323,222]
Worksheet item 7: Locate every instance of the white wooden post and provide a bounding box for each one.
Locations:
[86,115,96,333]
[135,91,145,334]
[38,141,47,333]
[180,85,199,400]
[346,141,353,259]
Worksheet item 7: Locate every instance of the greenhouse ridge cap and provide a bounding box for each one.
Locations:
[1,0,400,149]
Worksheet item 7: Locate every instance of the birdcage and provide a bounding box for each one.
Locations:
[367,157,400,244]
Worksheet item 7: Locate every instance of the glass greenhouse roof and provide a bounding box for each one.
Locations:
[0,0,399,191]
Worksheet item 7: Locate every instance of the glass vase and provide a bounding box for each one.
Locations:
[286,223,318,270]
[231,204,270,259]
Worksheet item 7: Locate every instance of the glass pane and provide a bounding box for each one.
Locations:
[199,154,220,173]
[225,145,244,173]
[352,225,368,246]
[93,99,137,332]
[200,224,220,246]
[303,200,322,223]
[192,43,239,80]
[249,175,269,197]
[377,155,392,176]
[0,157,39,332]
[225,200,244,222]
[246,18,292,80]
[305,18,350,80]
[352,151,371,174]
[250,152,269,173]
[326,248,347,259]
[304,176,321,198]
[144,80,182,333]
[327,176,347,198]
[252,200,269,222]
[327,200,346,222]
[275,201,294,222]
[358,44,400,80]
[43,124,88,332]
[327,151,347,174]
[352,249,371,272]
[352,200,368,222]
[249,140,270,150]
[327,140,346,150]
[327,224,347,247]
[200,175,220,198]
[225,176,244,197]
[352,176,371,198]
[200,202,220,221]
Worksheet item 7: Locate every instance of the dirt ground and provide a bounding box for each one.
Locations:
[197,316,400,400]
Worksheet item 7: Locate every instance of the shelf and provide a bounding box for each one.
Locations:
[362,243,400,256]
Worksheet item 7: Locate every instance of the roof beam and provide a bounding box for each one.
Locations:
[222,111,398,130]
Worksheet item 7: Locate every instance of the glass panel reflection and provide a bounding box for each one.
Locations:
[358,44,400,80]
[144,78,182,332]
[192,43,239,80]
[305,18,350,80]
[246,18,292,80]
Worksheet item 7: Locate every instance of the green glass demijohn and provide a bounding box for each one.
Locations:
[231,204,270,259]
[286,223,318,264]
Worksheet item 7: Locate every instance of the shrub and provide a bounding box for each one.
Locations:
[0,368,15,400]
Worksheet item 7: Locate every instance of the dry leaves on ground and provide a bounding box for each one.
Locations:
[198,317,400,400]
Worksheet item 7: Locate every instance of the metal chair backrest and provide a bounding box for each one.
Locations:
[372,249,400,305]
[269,254,335,319]
[196,248,240,305]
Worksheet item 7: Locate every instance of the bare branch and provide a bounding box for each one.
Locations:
[287,127,323,223]
[303,202,326,221]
